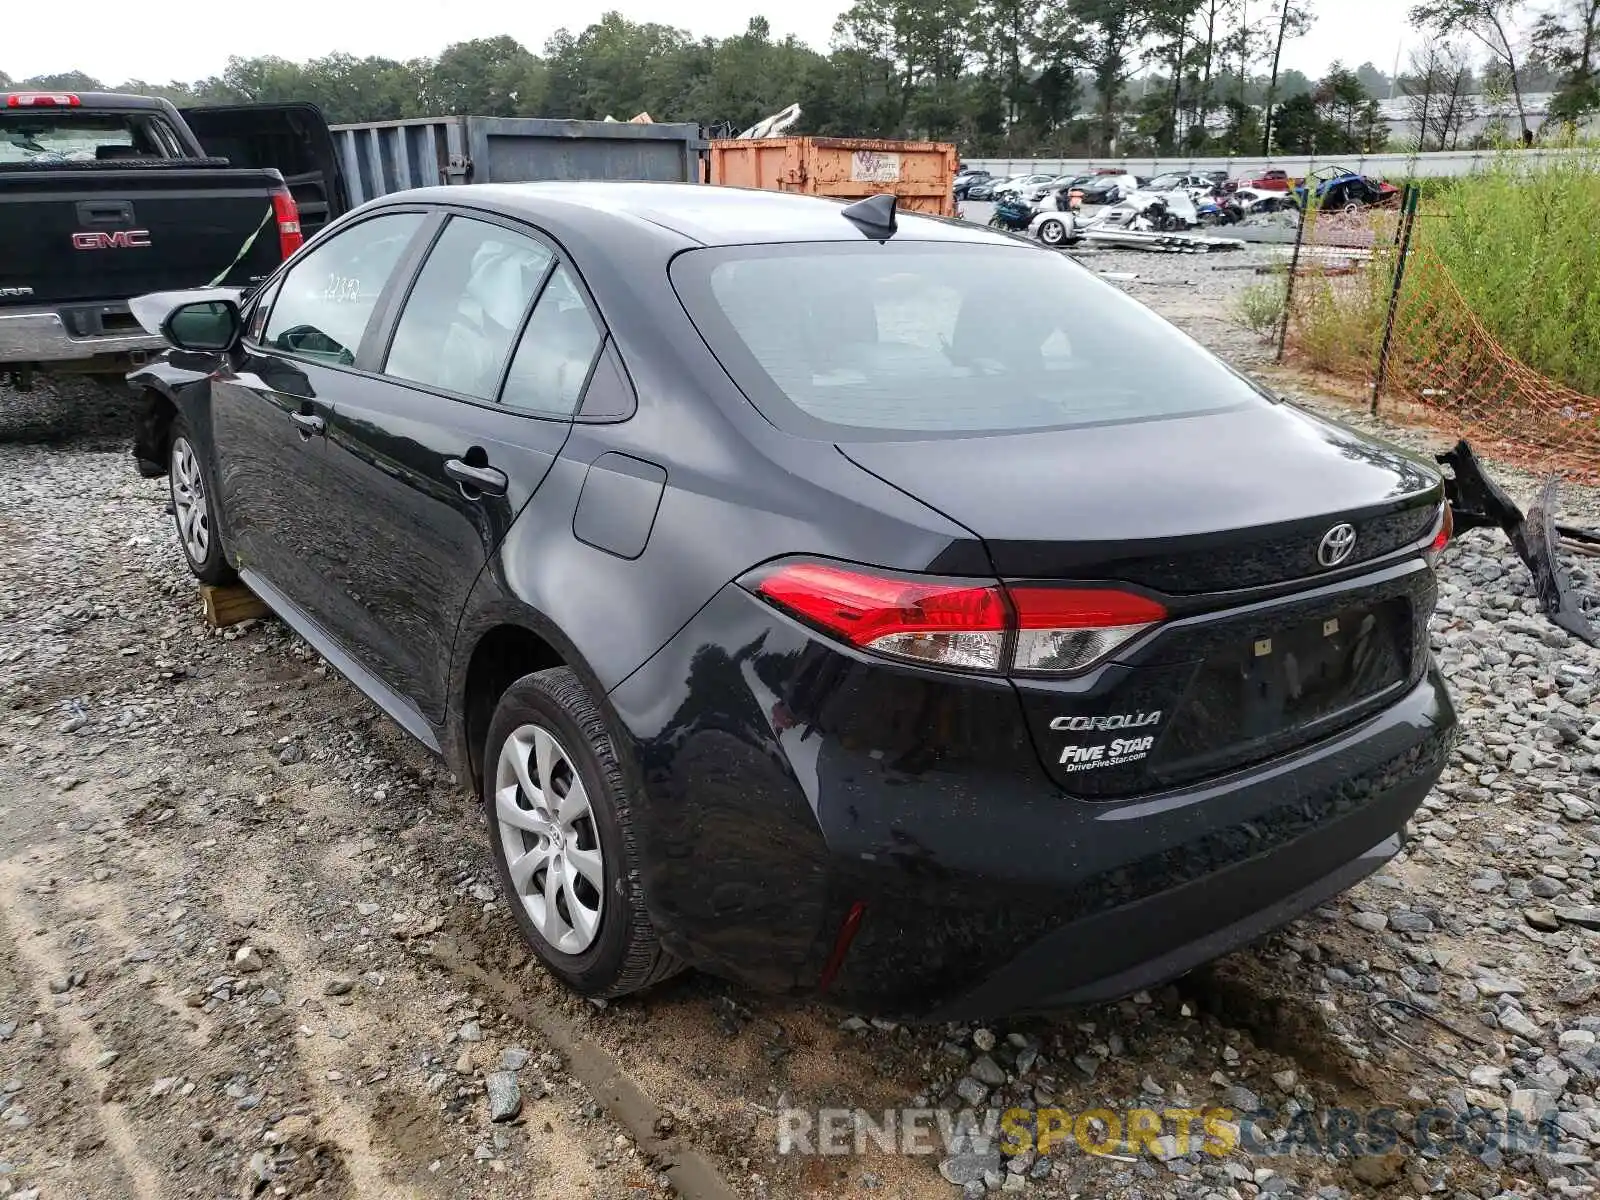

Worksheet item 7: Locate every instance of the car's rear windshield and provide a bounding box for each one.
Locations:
[670,240,1269,440]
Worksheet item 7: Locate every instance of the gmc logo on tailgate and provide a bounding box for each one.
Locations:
[72,230,151,250]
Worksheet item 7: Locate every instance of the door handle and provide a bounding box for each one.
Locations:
[444,458,508,498]
[77,199,134,226]
[289,411,325,436]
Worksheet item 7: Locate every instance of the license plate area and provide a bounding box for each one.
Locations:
[1151,597,1412,781]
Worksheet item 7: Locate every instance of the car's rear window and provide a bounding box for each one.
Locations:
[670,240,1269,440]
[0,111,182,164]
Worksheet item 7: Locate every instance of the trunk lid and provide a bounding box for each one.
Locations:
[839,403,1444,798]
[838,402,1442,591]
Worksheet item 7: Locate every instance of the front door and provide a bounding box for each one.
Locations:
[315,212,608,724]
[208,209,429,614]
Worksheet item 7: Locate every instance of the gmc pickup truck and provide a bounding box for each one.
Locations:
[0,90,346,386]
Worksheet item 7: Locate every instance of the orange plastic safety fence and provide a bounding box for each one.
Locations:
[1383,246,1600,484]
[1283,207,1600,486]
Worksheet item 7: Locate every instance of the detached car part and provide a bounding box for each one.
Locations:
[1437,440,1599,646]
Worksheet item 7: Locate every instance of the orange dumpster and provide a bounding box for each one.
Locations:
[707,137,958,217]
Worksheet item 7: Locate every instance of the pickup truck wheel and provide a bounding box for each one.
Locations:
[484,667,683,1000]
[168,424,235,585]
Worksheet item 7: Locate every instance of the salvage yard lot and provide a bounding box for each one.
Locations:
[3,265,1600,1200]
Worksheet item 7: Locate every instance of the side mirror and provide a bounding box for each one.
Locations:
[161,299,241,353]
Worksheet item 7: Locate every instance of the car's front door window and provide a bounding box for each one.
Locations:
[262,212,426,367]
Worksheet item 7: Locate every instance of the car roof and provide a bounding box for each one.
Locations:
[0,90,170,111]
[369,181,1021,249]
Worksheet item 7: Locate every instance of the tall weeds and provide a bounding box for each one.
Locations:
[1287,205,1397,377]
[1416,147,1600,397]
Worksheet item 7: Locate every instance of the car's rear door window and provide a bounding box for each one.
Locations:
[499,264,603,417]
[670,240,1269,440]
[384,216,554,402]
[262,211,425,366]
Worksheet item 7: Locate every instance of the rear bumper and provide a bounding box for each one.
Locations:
[0,306,164,366]
[608,583,1456,1019]
[927,832,1403,1020]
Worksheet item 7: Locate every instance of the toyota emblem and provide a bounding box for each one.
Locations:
[1317,522,1358,568]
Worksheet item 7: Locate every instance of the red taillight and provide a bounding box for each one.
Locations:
[6,92,81,107]
[748,561,1166,675]
[1430,503,1453,553]
[1009,586,1169,673]
[272,189,303,261]
[1424,502,1453,566]
[754,562,1008,671]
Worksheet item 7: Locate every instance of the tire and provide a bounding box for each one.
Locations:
[483,667,682,999]
[987,215,1006,229]
[168,419,235,585]
[1038,218,1068,246]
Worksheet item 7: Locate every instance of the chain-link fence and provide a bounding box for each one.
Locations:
[1279,186,1600,485]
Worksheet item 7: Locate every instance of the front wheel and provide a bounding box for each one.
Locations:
[168,421,235,584]
[1037,217,1069,246]
[987,215,1006,229]
[484,667,683,999]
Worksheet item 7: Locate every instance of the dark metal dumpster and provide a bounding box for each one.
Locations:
[330,116,708,205]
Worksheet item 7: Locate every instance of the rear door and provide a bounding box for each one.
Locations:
[208,208,430,612]
[313,210,607,724]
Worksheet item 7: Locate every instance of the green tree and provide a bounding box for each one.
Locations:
[1269,90,1322,151]
[1070,0,1152,152]
[1533,0,1600,124]
[430,36,546,117]
[18,70,102,92]
[1259,0,1315,153]
[1409,0,1533,140]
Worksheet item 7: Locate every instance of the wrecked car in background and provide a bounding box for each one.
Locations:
[1292,166,1400,212]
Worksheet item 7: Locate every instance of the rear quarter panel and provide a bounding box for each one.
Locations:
[446,215,983,729]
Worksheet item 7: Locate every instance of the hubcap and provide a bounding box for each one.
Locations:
[170,437,210,563]
[493,724,604,955]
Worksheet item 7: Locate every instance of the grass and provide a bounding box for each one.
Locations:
[1287,151,1600,400]
[1416,147,1600,397]
[1231,277,1287,340]
[1284,204,1398,377]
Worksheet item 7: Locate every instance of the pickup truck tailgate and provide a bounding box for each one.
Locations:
[0,165,287,306]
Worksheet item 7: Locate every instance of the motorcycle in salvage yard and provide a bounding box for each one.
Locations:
[987,194,1038,233]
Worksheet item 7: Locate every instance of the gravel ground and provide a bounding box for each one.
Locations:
[3,265,1600,1200]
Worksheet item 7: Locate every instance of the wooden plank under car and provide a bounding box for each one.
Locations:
[201,583,271,629]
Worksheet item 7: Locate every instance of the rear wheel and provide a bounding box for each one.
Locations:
[1037,217,1069,246]
[483,667,682,999]
[168,421,235,585]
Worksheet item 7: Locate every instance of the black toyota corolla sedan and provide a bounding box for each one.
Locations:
[127,182,1456,1019]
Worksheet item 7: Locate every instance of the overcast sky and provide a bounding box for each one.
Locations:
[8,0,1416,90]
